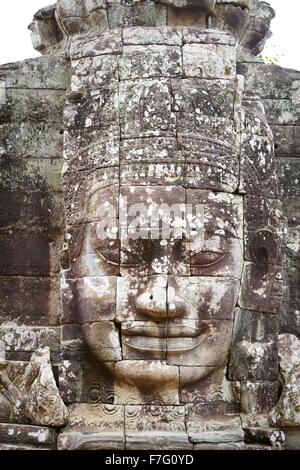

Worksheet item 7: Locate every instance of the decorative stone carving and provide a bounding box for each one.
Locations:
[58,404,125,450]
[124,405,192,450]
[56,7,284,449]
[1,0,298,452]
[271,334,300,428]
[0,347,68,427]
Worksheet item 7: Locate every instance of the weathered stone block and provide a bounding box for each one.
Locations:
[58,403,125,450]
[59,360,115,404]
[243,427,285,447]
[228,308,278,381]
[61,322,121,362]
[119,79,176,138]
[238,62,294,100]
[120,137,184,186]
[179,366,240,405]
[0,233,50,276]
[188,238,243,278]
[186,190,243,240]
[70,29,123,59]
[229,338,277,381]
[167,277,240,320]
[280,228,300,337]
[119,185,186,241]
[179,135,239,192]
[0,361,39,424]
[182,43,236,79]
[26,347,69,427]
[125,405,192,450]
[64,86,119,132]
[283,429,300,450]
[71,55,119,91]
[0,348,68,427]
[240,381,278,414]
[123,26,182,45]
[0,277,61,326]
[239,133,278,199]
[194,442,245,450]
[276,158,300,226]
[61,276,117,324]
[63,167,119,226]
[0,56,69,90]
[171,77,235,118]
[118,45,182,80]
[0,423,57,447]
[0,157,63,193]
[0,326,60,356]
[114,360,179,405]
[272,125,300,157]
[182,28,236,46]
[262,98,299,126]
[121,321,167,361]
[0,122,63,159]
[63,128,119,171]
[121,2,167,28]
[238,262,283,314]
[0,190,63,232]
[186,414,244,443]
[2,88,65,123]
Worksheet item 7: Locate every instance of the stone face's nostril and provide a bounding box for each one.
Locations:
[167,277,188,319]
[135,276,168,320]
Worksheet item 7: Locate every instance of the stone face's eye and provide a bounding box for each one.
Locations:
[120,249,143,267]
[190,251,226,267]
[93,240,119,266]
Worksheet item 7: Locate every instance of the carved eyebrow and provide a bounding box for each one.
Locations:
[189,251,226,267]
[95,249,119,266]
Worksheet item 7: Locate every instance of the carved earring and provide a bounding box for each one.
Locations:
[250,229,278,265]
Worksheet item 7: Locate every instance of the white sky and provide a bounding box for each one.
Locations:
[0,0,299,70]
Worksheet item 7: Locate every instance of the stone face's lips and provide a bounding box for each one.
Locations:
[122,323,209,337]
[122,322,210,353]
[123,335,207,353]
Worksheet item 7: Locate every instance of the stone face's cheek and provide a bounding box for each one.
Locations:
[61,276,117,324]
[166,319,233,367]
[81,321,122,362]
[167,276,239,321]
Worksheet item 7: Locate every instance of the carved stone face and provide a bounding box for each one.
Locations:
[70,183,243,394]
[28,6,63,55]
[60,25,283,410]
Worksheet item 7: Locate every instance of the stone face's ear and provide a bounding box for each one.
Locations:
[250,229,278,265]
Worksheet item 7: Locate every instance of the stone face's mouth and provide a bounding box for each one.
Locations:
[122,322,210,353]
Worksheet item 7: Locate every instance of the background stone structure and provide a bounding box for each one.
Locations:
[0,0,299,450]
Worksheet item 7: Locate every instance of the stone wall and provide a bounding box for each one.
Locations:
[237,61,300,338]
[0,57,69,438]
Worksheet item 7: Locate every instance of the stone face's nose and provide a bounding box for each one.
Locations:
[167,275,188,319]
[136,275,188,320]
[136,275,168,320]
